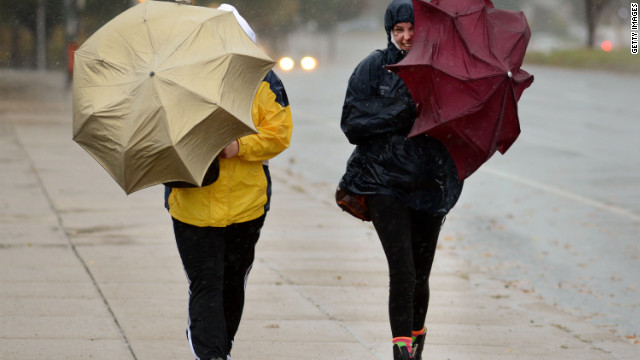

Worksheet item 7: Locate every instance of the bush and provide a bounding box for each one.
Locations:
[524,48,640,74]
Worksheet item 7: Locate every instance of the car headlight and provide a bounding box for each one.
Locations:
[278,57,295,71]
[300,56,317,71]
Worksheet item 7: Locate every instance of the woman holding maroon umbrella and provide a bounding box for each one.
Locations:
[337,0,463,359]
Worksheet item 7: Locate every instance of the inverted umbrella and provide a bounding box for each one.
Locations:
[387,0,534,180]
[72,0,274,194]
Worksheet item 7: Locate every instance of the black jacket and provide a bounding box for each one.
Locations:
[339,4,462,214]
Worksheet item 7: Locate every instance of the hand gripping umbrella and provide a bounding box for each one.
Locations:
[387,0,534,180]
[72,0,274,194]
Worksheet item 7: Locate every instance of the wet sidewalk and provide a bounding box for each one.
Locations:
[0,70,636,360]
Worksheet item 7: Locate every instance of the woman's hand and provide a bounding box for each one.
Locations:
[219,140,239,158]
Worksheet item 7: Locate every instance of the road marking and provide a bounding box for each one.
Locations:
[482,167,640,222]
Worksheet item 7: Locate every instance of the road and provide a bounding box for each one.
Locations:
[271,62,640,337]
[0,60,638,359]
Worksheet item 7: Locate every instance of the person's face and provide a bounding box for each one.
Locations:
[392,22,414,51]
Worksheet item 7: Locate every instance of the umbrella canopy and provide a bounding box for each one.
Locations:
[72,0,274,194]
[387,0,534,180]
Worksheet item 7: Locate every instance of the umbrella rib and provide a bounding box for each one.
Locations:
[426,66,510,123]
[158,54,224,76]
[424,4,516,76]
[433,5,505,75]
[74,52,138,90]
[157,52,269,106]
[138,3,222,71]
[156,26,203,68]
[433,66,504,82]
[458,25,502,73]
[152,12,225,72]
[496,81,520,154]
[484,10,510,72]
[155,75,219,106]
[488,86,508,154]
[500,31,527,71]
[142,3,155,65]
[73,32,147,92]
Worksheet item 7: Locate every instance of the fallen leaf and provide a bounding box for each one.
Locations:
[491,294,509,299]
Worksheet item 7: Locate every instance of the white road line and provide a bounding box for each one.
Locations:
[482,167,640,222]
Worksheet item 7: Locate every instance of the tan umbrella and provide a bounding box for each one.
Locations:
[72,0,274,194]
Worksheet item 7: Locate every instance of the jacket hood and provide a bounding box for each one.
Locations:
[384,0,414,39]
[218,3,257,43]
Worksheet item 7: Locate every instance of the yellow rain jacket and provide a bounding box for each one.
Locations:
[166,71,292,227]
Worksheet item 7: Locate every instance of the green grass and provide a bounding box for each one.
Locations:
[524,48,640,74]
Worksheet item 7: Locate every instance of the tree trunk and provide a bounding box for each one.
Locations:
[585,0,596,48]
[36,0,46,70]
[585,0,611,48]
[10,26,21,67]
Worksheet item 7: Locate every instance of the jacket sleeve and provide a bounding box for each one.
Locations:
[236,73,293,161]
[340,52,416,145]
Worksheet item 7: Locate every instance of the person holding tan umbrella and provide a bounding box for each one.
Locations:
[163,4,293,360]
[72,1,291,358]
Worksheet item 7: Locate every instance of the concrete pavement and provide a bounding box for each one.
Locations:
[0,69,637,360]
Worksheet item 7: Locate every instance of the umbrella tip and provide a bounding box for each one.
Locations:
[507,71,513,78]
[150,71,155,77]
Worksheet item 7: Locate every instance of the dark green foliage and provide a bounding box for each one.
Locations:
[0,0,368,68]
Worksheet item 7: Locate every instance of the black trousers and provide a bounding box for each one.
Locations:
[367,194,444,338]
[172,215,265,360]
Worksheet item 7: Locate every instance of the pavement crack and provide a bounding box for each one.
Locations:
[258,257,385,360]
[0,243,68,249]
[10,119,139,360]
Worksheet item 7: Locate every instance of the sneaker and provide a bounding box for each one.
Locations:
[393,343,413,360]
[412,332,425,360]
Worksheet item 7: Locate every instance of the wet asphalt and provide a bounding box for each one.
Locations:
[0,63,638,359]
[273,63,640,337]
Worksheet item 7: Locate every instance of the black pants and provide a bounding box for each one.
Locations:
[172,215,265,360]
[367,194,444,338]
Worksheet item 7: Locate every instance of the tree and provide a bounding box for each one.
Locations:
[198,0,368,56]
[584,0,612,48]
[210,0,299,55]
[78,0,130,40]
[0,0,64,67]
[297,0,369,62]
[0,0,369,68]
[299,0,368,32]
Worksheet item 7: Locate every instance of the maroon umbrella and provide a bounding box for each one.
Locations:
[387,0,534,180]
